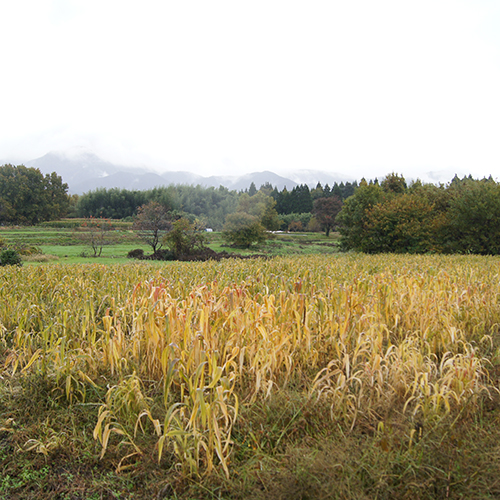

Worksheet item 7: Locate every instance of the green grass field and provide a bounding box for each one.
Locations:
[1,223,341,264]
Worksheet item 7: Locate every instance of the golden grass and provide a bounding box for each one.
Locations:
[1,254,500,478]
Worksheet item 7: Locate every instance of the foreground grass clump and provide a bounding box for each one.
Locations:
[1,255,500,499]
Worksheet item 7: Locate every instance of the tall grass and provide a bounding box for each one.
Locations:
[1,254,500,480]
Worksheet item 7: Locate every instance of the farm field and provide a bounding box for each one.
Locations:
[1,223,340,264]
[1,254,500,499]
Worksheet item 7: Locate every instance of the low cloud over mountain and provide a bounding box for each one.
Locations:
[24,149,462,195]
[25,150,352,194]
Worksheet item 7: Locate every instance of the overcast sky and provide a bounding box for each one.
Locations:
[1,0,500,180]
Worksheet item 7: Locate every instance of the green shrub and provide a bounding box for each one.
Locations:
[0,248,22,266]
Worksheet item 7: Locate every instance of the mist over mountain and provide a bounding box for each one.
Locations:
[23,149,463,195]
[23,150,339,194]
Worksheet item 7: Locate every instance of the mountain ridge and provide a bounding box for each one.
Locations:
[21,149,466,194]
[25,151,355,194]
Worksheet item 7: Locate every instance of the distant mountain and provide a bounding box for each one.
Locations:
[23,148,462,195]
[288,169,355,187]
[25,150,302,194]
[26,149,139,192]
[201,171,298,191]
[161,171,205,185]
[413,168,470,185]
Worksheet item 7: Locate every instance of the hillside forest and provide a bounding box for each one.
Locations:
[2,164,500,255]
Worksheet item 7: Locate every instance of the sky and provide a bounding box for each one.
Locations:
[1,0,500,181]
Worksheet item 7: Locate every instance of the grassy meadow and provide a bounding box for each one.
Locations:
[1,223,339,265]
[1,230,500,498]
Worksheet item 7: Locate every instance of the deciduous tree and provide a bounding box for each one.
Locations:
[443,178,500,254]
[381,172,407,194]
[236,192,281,230]
[163,217,206,258]
[0,164,69,224]
[222,213,267,248]
[313,196,343,237]
[133,201,172,255]
[362,193,438,253]
[80,217,114,257]
[336,181,385,251]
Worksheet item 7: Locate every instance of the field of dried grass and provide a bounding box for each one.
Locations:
[1,254,499,499]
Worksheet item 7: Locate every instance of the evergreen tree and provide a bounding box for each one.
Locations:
[276,188,292,214]
[290,184,313,213]
[331,183,342,199]
[310,183,324,201]
[342,181,356,199]
[259,182,274,196]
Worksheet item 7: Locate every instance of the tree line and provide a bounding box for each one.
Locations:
[4,163,500,256]
[337,173,500,254]
[74,181,357,230]
[74,184,238,229]
[0,163,349,231]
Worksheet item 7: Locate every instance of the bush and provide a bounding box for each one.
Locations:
[279,213,312,231]
[150,249,175,261]
[127,248,145,259]
[0,248,22,266]
[306,216,322,232]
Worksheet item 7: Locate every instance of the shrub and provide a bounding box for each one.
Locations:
[0,248,22,266]
[127,248,145,259]
[150,249,175,261]
[306,216,322,232]
[279,213,312,231]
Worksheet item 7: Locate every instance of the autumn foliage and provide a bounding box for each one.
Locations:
[337,174,500,254]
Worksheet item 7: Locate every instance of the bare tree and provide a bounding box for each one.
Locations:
[80,217,114,257]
